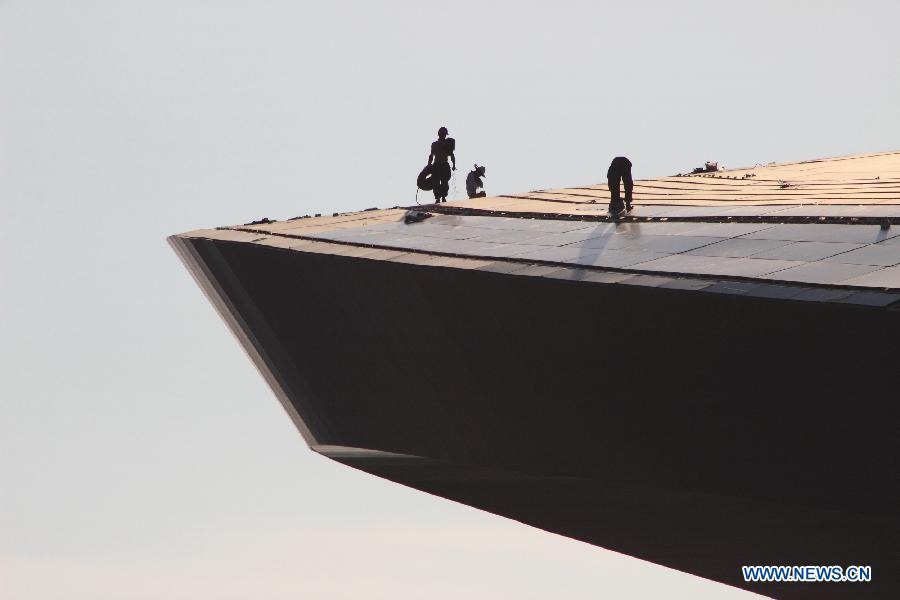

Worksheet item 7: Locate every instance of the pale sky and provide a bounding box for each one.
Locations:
[2,1,899,598]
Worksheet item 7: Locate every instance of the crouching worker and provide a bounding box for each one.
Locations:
[466,164,487,198]
[607,156,634,218]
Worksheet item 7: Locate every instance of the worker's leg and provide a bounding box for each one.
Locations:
[443,164,452,200]
[432,172,443,201]
[435,164,450,202]
[608,175,623,213]
[623,168,634,210]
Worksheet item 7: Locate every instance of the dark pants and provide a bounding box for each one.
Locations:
[608,169,633,212]
[432,162,451,201]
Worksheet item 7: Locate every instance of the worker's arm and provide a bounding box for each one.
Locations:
[428,151,433,166]
[623,169,634,192]
[451,151,456,170]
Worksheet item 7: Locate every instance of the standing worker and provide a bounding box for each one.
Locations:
[466,164,487,198]
[428,127,456,203]
[607,156,634,217]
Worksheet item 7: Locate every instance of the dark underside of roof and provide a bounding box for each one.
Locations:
[173,235,900,600]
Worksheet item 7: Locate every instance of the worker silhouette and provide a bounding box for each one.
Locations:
[607,156,634,217]
[428,127,456,203]
[466,164,487,198]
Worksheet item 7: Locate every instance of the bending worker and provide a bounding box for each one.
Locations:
[428,127,456,203]
[607,156,634,217]
[466,164,487,198]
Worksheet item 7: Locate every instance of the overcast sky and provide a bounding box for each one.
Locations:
[3,1,899,598]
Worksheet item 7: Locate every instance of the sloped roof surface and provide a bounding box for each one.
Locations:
[178,151,900,298]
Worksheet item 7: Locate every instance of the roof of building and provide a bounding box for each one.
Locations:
[176,150,900,301]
